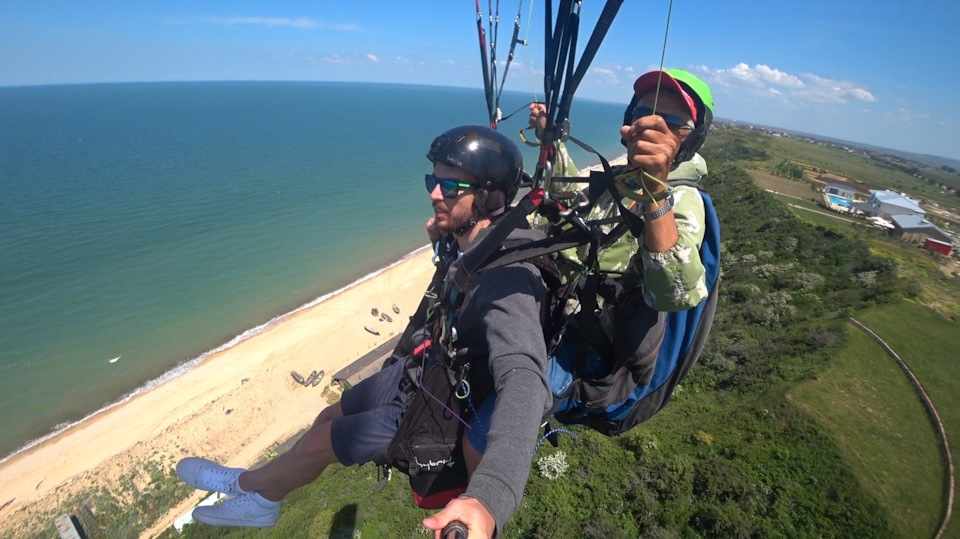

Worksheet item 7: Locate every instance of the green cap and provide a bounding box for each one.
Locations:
[663,68,714,122]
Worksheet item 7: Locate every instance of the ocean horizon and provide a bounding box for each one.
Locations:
[0,81,628,460]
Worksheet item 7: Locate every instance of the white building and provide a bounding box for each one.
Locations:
[867,190,925,217]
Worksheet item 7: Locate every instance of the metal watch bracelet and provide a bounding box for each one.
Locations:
[643,191,675,220]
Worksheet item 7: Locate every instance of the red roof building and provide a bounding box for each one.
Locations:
[923,238,953,256]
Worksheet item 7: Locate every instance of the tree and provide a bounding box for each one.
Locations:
[775,159,804,179]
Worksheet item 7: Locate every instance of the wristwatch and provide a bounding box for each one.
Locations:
[643,190,675,221]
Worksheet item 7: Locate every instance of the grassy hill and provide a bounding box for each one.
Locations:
[790,305,952,538]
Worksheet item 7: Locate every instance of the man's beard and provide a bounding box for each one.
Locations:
[435,203,475,235]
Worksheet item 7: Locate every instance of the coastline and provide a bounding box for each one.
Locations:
[0,244,432,466]
[0,247,436,536]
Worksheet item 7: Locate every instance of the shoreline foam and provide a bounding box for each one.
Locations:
[0,244,432,466]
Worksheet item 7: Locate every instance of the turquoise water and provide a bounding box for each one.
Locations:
[0,81,627,459]
[827,194,852,207]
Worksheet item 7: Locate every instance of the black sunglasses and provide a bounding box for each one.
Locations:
[425,174,477,199]
[632,106,695,132]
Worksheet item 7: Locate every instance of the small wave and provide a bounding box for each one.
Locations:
[108,356,121,364]
[0,244,432,465]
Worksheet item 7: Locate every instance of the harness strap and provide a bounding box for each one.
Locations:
[392,237,458,360]
[452,191,542,292]
[554,2,622,134]
[574,271,599,375]
[534,0,623,187]
[473,229,589,272]
[475,0,496,127]
[496,3,526,108]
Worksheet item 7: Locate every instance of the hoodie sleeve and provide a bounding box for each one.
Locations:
[463,262,551,533]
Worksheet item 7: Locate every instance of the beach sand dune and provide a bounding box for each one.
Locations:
[0,249,434,537]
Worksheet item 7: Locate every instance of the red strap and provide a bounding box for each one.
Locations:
[527,187,546,207]
[412,339,432,358]
[414,487,467,509]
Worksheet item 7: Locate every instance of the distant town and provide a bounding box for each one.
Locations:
[716,119,960,188]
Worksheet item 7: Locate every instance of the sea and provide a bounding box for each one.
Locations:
[0,81,627,460]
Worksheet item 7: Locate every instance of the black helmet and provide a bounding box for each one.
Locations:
[427,125,523,213]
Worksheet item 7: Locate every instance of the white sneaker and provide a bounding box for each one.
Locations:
[192,493,281,528]
[176,457,247,495]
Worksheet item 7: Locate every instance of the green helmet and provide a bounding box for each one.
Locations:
[663,68,714,128]
[623,68,715,165]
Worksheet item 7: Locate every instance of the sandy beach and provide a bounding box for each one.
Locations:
[0,248,435,537]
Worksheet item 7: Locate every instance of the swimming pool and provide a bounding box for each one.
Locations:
[827,194,852,207]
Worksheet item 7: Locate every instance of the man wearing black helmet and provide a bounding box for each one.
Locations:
[176,126,551,538]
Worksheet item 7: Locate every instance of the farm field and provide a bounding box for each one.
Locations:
[746,168,820,200]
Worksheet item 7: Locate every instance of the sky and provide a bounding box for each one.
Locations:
[2,1,958,161]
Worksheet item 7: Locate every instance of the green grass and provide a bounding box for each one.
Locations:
[8,454,193,539]
[742,167,865,232]
[789,317,944,538]
[856,302,960,539]
[783,201,857,227]
[865,240,960,319]
[179,463,433,538]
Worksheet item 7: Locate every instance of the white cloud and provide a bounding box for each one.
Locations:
[703,63,876,105]
[497,59,525,69]
[755,64,805,88]
[712,63,803,89]
[883,108,928,125]
[886,108,914,123]
[590,66,619,85]
[395,56,410,64]
[367,54,380,63]
[797,73,877,103]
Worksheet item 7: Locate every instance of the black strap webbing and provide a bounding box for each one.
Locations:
[554,1,622,131]
[476,0,496,127]
[473,228,591,273]
[453,194,540,292]
[534,0,623,188]
[392,262,447,359]
[496,7,525,106]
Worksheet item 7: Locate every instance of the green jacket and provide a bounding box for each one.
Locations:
[538,142,709,312]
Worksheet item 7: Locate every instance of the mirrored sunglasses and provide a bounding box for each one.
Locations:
[632,106,695,132]
[425,174,477,199]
